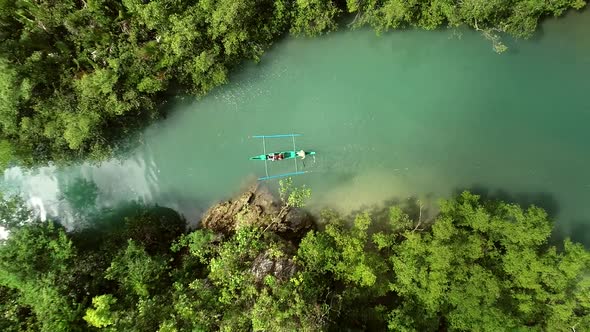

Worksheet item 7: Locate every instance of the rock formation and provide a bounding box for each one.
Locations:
[201,185,313,239]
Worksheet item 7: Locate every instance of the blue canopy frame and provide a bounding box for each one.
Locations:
[251,134,308,181]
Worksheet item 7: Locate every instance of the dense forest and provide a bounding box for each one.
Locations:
[0,0,587,165]
[1,183,589,331]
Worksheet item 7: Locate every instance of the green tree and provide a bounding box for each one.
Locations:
[105,239,168,298]
[1,188,589,331]
[380,192,590,331]
[0,219,80,332]
[290,0,341,36]
[0,286,40,331]
[84,294,118,328]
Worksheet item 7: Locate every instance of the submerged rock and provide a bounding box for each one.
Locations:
[200,185,313,239]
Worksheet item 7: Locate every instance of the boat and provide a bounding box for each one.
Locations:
[249,150,316,161]
[249,134,316,180]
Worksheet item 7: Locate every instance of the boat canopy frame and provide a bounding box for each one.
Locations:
[251,134,307,181]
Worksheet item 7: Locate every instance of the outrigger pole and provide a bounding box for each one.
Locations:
[252,134,302,138]
[258,171,307,181]
[292,135,298,173]
[262,136,269,179]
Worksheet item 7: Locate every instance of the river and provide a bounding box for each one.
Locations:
[3,10,590,244]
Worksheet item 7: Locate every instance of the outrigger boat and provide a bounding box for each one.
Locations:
[249,150,316,161]
[250,134,316,181]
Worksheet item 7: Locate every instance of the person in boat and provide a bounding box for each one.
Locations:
[268,153,282,161]
[296,150,306,160]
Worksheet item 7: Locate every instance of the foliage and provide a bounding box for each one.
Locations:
[290,0,341,36]
[0,194,186,331]
[0,194,32,230]
[1,191,589,331]
[346,0,586,52]
[0,286,39,331]
[279,177,312,208]
[105,239,168,298]
[0,0,284,163]
[380,191,590,331]
[84,294,118,328]
[299,210,386,288]
[0,218,79,332]
[0,139,13,171]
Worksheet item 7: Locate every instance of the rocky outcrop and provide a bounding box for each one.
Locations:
[201,185,313,239]
[251,250,298,283]
[200,186,312,286]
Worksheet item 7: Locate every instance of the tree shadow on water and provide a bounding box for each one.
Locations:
[320,183,590,249]
[69,200,187,255]
[59,177,99,212]
[453,185,590,248]
[550,219,590,249]
[454,184,560,219]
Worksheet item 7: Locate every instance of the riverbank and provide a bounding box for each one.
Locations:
[0,1,586,165]
[1,187,588,331]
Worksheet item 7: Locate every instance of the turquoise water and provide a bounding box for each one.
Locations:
[3,10,590,243]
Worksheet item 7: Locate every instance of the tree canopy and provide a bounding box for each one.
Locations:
[1,191,588,331]
[0,0,586,165]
